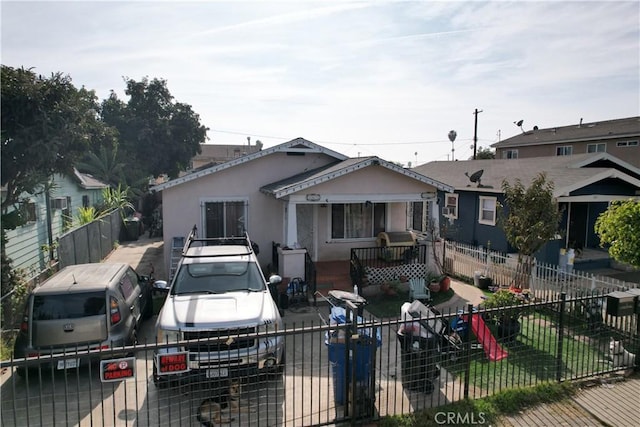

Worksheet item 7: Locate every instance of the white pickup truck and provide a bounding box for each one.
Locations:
[152,227,284,387]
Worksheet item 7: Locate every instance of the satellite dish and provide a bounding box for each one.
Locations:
[465,169,484,187]
[515,120,523,127]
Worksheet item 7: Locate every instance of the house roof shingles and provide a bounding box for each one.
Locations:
[492,116,640,148]
[412,153,640,197]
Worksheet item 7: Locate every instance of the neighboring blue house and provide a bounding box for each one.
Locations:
[2,169,109,277]
[412,153,640,266]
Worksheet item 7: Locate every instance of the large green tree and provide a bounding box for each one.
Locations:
[499,172,563,287]
[100,77,208,186]
[595,199,640,268]
[1,65,109,326]
[1,65,106,211]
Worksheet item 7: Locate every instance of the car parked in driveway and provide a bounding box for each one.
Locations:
[152,227,285,387]
[13,262,154,377]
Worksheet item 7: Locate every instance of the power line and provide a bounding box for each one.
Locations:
[210,128,476,147]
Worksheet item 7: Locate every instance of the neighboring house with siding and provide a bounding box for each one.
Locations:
[152,138,453,274]
[412,153,640,266]
[492,116,640,168]
[2,169,109,277]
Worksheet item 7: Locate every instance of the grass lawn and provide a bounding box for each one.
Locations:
[365,288,455,319]
[443,311,607,391]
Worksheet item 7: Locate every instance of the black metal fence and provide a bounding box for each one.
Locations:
[2,292,638,426]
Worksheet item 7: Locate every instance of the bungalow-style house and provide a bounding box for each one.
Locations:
[412,153,640,266]
[152,138,453,281]
[492,116,640,168]
[3,169,109,275]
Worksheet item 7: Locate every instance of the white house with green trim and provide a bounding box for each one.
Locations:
[2,169,109,277]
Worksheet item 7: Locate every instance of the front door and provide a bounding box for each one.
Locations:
[296,204,314,258]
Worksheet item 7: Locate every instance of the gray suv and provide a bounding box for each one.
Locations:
[13,262,154,377]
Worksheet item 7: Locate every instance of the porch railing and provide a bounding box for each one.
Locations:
[351,244,429,286]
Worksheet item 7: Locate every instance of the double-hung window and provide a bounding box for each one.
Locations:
[331,203,385,239]
[478,196,497,226]
[503,149,518,159]
[204,200,247,238]
[556,146,573,156]
[587,143,606,153]
[443,194,458,219]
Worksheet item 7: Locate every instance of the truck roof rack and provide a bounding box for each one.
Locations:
[181,225,256,258]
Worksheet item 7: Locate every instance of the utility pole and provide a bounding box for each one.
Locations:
[473,108,483,159]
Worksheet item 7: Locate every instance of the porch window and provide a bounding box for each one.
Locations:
[331,202,385,239]
[411,201,424,232]
[204,200,247,238]
[478,196,497,226]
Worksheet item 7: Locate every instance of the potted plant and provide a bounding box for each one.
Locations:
[426,272,441,293]
[438,274,451,292]
[481,289,526,342]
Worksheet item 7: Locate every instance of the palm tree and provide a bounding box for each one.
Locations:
[76,145,126,188]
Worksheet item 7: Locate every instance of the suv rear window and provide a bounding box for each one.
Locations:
[33,292,106,320]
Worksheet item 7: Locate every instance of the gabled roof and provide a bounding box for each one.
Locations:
[412,153,640,197]
[72,168,109,190]
[261,156,453,198]
[492,116,640,148]
[152,138,348,191]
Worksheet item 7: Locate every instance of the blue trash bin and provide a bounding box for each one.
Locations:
[326,306,381,405]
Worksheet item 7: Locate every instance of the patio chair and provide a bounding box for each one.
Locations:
[409,277,431,302]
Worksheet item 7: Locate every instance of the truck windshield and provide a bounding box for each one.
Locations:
[171,262,265,295]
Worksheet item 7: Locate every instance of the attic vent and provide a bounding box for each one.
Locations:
[286,152,305,156]
[50,197,68,210]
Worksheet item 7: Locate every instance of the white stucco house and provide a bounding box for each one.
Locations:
[152,138,453,279]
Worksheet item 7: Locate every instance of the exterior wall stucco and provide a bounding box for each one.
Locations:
[161,152,340,271]
[310,165,433,196]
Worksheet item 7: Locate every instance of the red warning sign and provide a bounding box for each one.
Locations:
[156,351,189,375]
[100,357,136,383]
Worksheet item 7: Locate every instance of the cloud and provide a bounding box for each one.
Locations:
[1,1,638,165]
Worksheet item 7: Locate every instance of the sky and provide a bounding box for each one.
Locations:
[2,0,639,166]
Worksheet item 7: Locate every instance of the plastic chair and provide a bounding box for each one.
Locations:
[409,278,431,302]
